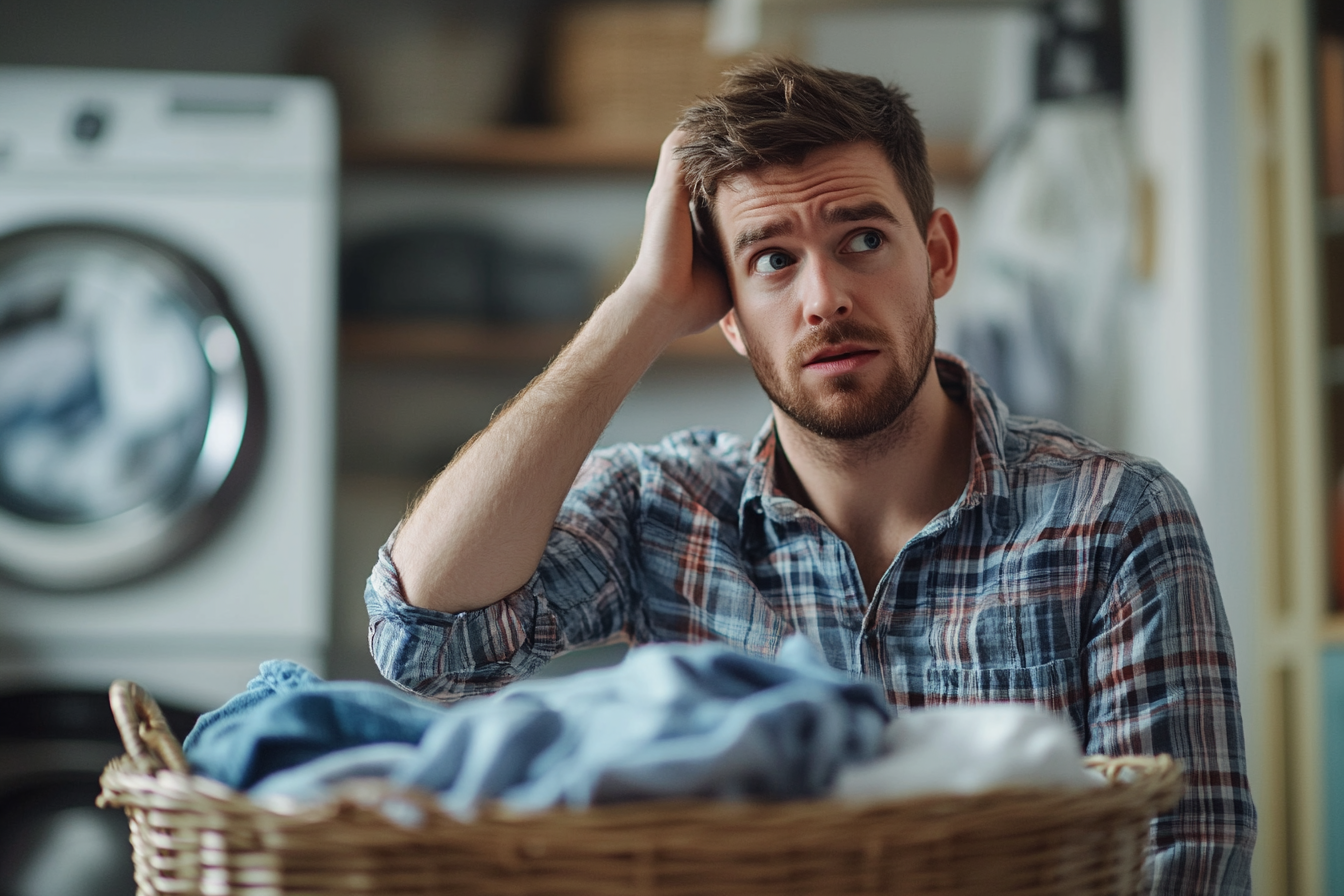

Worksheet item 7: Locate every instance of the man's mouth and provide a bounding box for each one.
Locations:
[801,346,876,368]
[803,343,879,373]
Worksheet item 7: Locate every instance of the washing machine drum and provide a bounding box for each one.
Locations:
[0,225,266,590]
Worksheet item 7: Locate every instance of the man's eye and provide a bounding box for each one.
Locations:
[753,251,793,273]
[845,231,883,253]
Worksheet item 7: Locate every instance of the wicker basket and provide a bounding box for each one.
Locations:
[98,679,1184,896]
[551,2,739,135]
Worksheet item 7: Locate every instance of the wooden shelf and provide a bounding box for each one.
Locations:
[340,320,744,366]
[344,128,665,173]
[343,127,982,182]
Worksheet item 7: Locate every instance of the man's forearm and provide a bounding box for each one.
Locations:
[390,290,681,614]
[389,129,731,615]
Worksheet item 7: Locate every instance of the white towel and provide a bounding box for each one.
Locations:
[832,704,1103,802]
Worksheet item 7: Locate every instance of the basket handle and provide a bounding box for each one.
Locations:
[109,679,190,775]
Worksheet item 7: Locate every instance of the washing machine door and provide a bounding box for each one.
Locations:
[0,225,266,590]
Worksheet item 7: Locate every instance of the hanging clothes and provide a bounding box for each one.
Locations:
[948,100,1136,447]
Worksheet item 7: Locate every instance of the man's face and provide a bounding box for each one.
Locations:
[713,141,954,441]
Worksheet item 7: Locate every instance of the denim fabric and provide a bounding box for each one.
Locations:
[194,638,890,817]
[184,659,444,789]
[365,353,1255,895]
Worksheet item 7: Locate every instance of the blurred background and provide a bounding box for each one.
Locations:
[0,0,1336,893]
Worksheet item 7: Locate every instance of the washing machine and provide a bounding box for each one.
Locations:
[0,67,337,713]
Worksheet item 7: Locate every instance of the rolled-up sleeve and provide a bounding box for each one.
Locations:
[365,445,646,701]
[1085,473,1256,894]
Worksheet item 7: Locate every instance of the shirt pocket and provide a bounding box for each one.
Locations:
[923,657,1085,743]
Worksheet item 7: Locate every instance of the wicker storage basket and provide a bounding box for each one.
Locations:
[551,2,738,135]
[98,679,1184,896]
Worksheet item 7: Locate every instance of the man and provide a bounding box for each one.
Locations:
[366,58,1254,893]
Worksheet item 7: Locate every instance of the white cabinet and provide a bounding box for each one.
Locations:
[1229,1,1338,893]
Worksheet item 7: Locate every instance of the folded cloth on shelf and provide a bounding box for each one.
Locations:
[184,635,892,817]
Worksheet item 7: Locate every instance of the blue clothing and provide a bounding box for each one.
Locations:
[183,660,444,790]
[186,637,890,817]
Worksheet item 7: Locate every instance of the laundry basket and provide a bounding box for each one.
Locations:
[98,679,1184,896]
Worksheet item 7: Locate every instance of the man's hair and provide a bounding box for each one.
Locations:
[676,56,934,243]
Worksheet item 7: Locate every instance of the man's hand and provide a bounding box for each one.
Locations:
[614,129,732,340]
[389,128,732,614]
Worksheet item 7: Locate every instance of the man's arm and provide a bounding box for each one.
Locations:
[390,132,731,614]
[1086,474,1255,895]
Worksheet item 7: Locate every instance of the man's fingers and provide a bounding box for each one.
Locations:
[652,128,692,196]
[659,127,689,159]
[643,129,695,253]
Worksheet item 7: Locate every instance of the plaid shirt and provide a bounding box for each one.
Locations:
[366,353,1254,894]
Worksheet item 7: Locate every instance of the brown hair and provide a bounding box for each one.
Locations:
[676,56,934,245]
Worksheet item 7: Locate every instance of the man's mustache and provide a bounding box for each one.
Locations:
[788,320,892,367]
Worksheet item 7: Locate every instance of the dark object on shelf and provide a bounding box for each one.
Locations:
[496,245,593,323]
[1321,34,1344,197]
[1034,0,1126,102]
[341,224,593,323]
[1323,1,1344,38]
[342,225,498,320]
[290,9,527,137]
[0,687,200,896]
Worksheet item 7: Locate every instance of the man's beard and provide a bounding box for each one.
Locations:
[742,286,937,441]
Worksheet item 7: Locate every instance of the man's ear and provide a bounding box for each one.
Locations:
[926,207,960,299]
[718,309,749,357]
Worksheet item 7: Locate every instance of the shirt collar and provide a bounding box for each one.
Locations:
[738,416,795,535]
[738,352,1014,532]
[937,352,1014,515]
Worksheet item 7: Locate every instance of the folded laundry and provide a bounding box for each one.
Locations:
[185,636,892,818]
[832,704,1103,802]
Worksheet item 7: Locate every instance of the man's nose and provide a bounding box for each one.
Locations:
[800,257,850,326]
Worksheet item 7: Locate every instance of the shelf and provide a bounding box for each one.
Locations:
[343,127,982,182]
[340,320,745,366]
[343,128,666,173]
[1320,196,1344,235]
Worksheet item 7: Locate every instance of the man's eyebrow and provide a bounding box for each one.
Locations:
[822,201,900,226]
[731,220,793,260]
[729,202,900,260]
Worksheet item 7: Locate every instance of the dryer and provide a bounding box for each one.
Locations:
[0,68,336,711]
